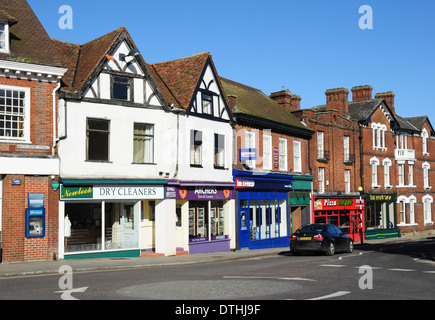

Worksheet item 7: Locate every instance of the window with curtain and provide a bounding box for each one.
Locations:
[190,130,202,166]
[214,133,225,168]
[133,123,154,163]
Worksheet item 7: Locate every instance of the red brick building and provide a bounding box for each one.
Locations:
[0,0,66,262]
[222,79,314,249]
[283,84,434,240]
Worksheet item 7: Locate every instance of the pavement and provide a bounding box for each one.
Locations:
[0,235,432,279]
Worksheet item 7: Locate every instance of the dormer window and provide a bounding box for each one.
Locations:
[112,76,131,101]
[0,21,9,54]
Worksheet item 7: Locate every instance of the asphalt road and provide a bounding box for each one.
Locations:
[0,238,434,307]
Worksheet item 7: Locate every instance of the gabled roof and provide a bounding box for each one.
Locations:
[221,77,313,138]
[348,99,384,122]
[0,0,63,67]
[55,26,126,93]
[149,52,211,109]
[406,116,434,134]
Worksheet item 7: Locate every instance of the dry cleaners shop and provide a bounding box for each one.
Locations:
[59,180,166,260]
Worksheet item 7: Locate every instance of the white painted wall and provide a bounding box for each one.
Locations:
[58,100,177,179]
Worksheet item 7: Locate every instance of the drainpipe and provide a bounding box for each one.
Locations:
[52,80,62,155]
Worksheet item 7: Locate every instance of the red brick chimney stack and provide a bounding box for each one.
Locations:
[375,91,395,114]
[270,89,301,112]
[351,85,373,102]
[325,87,349,115]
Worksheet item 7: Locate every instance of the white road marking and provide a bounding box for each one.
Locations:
[223,276,316,281]
[319,264,347,268]
[388,268,416,272]
[307,291,351,300]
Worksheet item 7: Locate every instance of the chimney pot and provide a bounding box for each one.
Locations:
[270,89,301,112]
[375,91,395,114]
[351,85,373,102]
[325,87,349,115]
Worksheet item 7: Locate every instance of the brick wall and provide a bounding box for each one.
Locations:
[0,76,58,157]
[2,175,59,262]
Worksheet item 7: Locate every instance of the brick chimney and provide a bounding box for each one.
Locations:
[227,94,237,111]
[351,85,373,102]
[270,89,301,112]
[375,91,395,114]
[325,87,349,115]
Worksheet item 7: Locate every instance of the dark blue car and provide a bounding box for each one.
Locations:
[290,224,353,256]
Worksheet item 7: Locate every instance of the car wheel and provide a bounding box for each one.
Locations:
[348,241,354,253]
[326,242,335,256]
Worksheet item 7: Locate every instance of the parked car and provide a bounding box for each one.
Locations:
[290,223,353,256]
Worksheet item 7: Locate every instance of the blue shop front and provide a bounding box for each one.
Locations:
[234,170,293,250]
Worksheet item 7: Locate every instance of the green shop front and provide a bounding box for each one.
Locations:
[59,179,166,259]
[364,193,399,240]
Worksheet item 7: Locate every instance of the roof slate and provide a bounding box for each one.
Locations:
[220,77,308,131]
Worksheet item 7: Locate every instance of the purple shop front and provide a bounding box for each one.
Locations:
[166,182,235,254]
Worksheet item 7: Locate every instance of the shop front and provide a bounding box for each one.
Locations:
[234,170,293,250]
[313,196,365,242]
[59,180,166,259]
[364,193,398,240]
[165,181,235,254]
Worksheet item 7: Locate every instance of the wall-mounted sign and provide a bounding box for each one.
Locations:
[239,148,257,161]
[165,185,234,200]
[12,178,21,185]
[314,197,365,211]
[60,185,164,200]
[235,178,292,190]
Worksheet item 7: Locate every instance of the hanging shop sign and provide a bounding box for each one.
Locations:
[60,185,165,200]
[314,197,365,211]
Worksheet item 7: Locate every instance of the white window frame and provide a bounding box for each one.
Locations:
[422,129,429,156]
[370,157,380,188]
[371,123,387,150]
[318,167,325,193]
[383,158,392,188]
[0,21,10,54]
[423,195,433,224]
[397,195,418,226]
[0,85,31,143]
[263,134,272,170]
[293,140,301,173]
[279,138,287,171]
[408,162,414,187]
[245,131,256,169]
[317,131,324,159]
[344,169,350,193]
[397,162,405,187]
[423,162,431,190]
[344,136,350,162]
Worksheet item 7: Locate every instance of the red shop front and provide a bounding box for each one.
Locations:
[313,196,365,242]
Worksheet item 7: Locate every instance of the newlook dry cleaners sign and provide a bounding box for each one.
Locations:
[60,185,164,201]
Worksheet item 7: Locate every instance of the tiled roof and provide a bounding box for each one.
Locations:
[220,77,308,131]
[56,27,126,92]
[150,53,210,109]
[0,0,63,67]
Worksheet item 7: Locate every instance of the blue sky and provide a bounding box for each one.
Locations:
[28,0,435,122]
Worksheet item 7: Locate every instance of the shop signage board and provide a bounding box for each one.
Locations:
[165,185,234,200]
[235,178,292,190]
[314,197,365,211]
[60,185,165,200]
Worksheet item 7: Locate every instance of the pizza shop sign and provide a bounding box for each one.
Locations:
[314,197,365,211]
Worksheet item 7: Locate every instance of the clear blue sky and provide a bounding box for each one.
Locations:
[28,0,435,122]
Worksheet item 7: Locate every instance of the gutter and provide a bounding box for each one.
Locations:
[52,80,62,155]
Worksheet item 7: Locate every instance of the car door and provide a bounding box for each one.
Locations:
[331,225,347,250]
